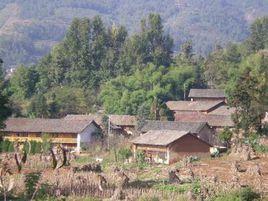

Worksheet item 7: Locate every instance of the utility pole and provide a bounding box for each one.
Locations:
[108,115,110,150]
[183,83,186,100]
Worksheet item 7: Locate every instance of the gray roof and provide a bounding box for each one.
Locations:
[140,121,208,134]
[208,106,236,115]
[64,114,103,125]
[2,118,97,134]
[188,89,226,98]
[175,114,234,127]
[131,130,189,146]
[109,115,137,126]
[166,100,223,111]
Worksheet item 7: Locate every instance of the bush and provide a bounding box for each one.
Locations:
[0,140,13,152]
[25,172,42,199]
[244,133,268,153]
[118,147,132,161]
[191,180,201,196]
[211,187,260,201]
[219,127,233,146]
[136,151,148,169]
[240,187,260,201]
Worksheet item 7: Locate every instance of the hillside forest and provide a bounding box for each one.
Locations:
[0,14,267,136]
[0,0,267,68]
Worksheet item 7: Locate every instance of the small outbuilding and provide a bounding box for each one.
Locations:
[109,115,137,136]
[131,130,211,164]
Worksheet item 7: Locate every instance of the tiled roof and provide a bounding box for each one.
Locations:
[109,115,137,126]
[166,100,223,111]
[208,106,236,115]
[188,89,226,98]
[64,114,103,125]
[2,118,96,133]
[175,114,234,127]
[131,130,189,146]
[140,120,207,134]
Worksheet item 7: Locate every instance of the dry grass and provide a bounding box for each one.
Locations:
[1,149,268,200]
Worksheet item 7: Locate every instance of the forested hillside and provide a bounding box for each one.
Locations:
[0,0,268,68]
[2,14,267,122]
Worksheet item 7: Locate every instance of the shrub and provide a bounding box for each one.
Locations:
[41,134,52,153]
[239,187,260,201]
[136,151,145,163]
[245,133,268,153]
[118,147,132,161]
[0,140,13,152]
[25,172,42,199]
[219,127,233,146]
[136,151,148,169]
[191,180,201,196]
[211,187,260,201]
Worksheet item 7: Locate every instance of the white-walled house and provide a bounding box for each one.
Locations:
[1,118,102,152]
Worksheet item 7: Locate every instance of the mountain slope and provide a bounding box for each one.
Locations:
[0,0,267,68]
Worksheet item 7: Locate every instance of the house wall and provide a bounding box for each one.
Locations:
[77,123,101,151]
[2,132,77,145]
[133,144,168,164]
[197,125,217,146]
[168,134,210,164]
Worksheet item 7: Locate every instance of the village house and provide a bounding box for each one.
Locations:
[140,120,217,146]
[108,115,137,136]
[166,97,235,142]
[175,114,234,131]
[64,114,137,137]
[64,114,104,127]
[188,88,227,102]
[166,100,225,116]
[1,118,102,152]
[131,130,211,164]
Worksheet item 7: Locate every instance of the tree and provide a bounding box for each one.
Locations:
[0,60,11,128]
[117,13,173,73]
[9,65,38,100]
[247,16,268,53]
[27,94,49,118]
[100,62,200,117]
[227,52,268,136]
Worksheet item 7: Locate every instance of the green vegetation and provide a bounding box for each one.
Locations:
[1,13,267,138]
[210,187,260,201]
[0,1,267,67]
[219,128,233,147]
[0,60,11,128]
